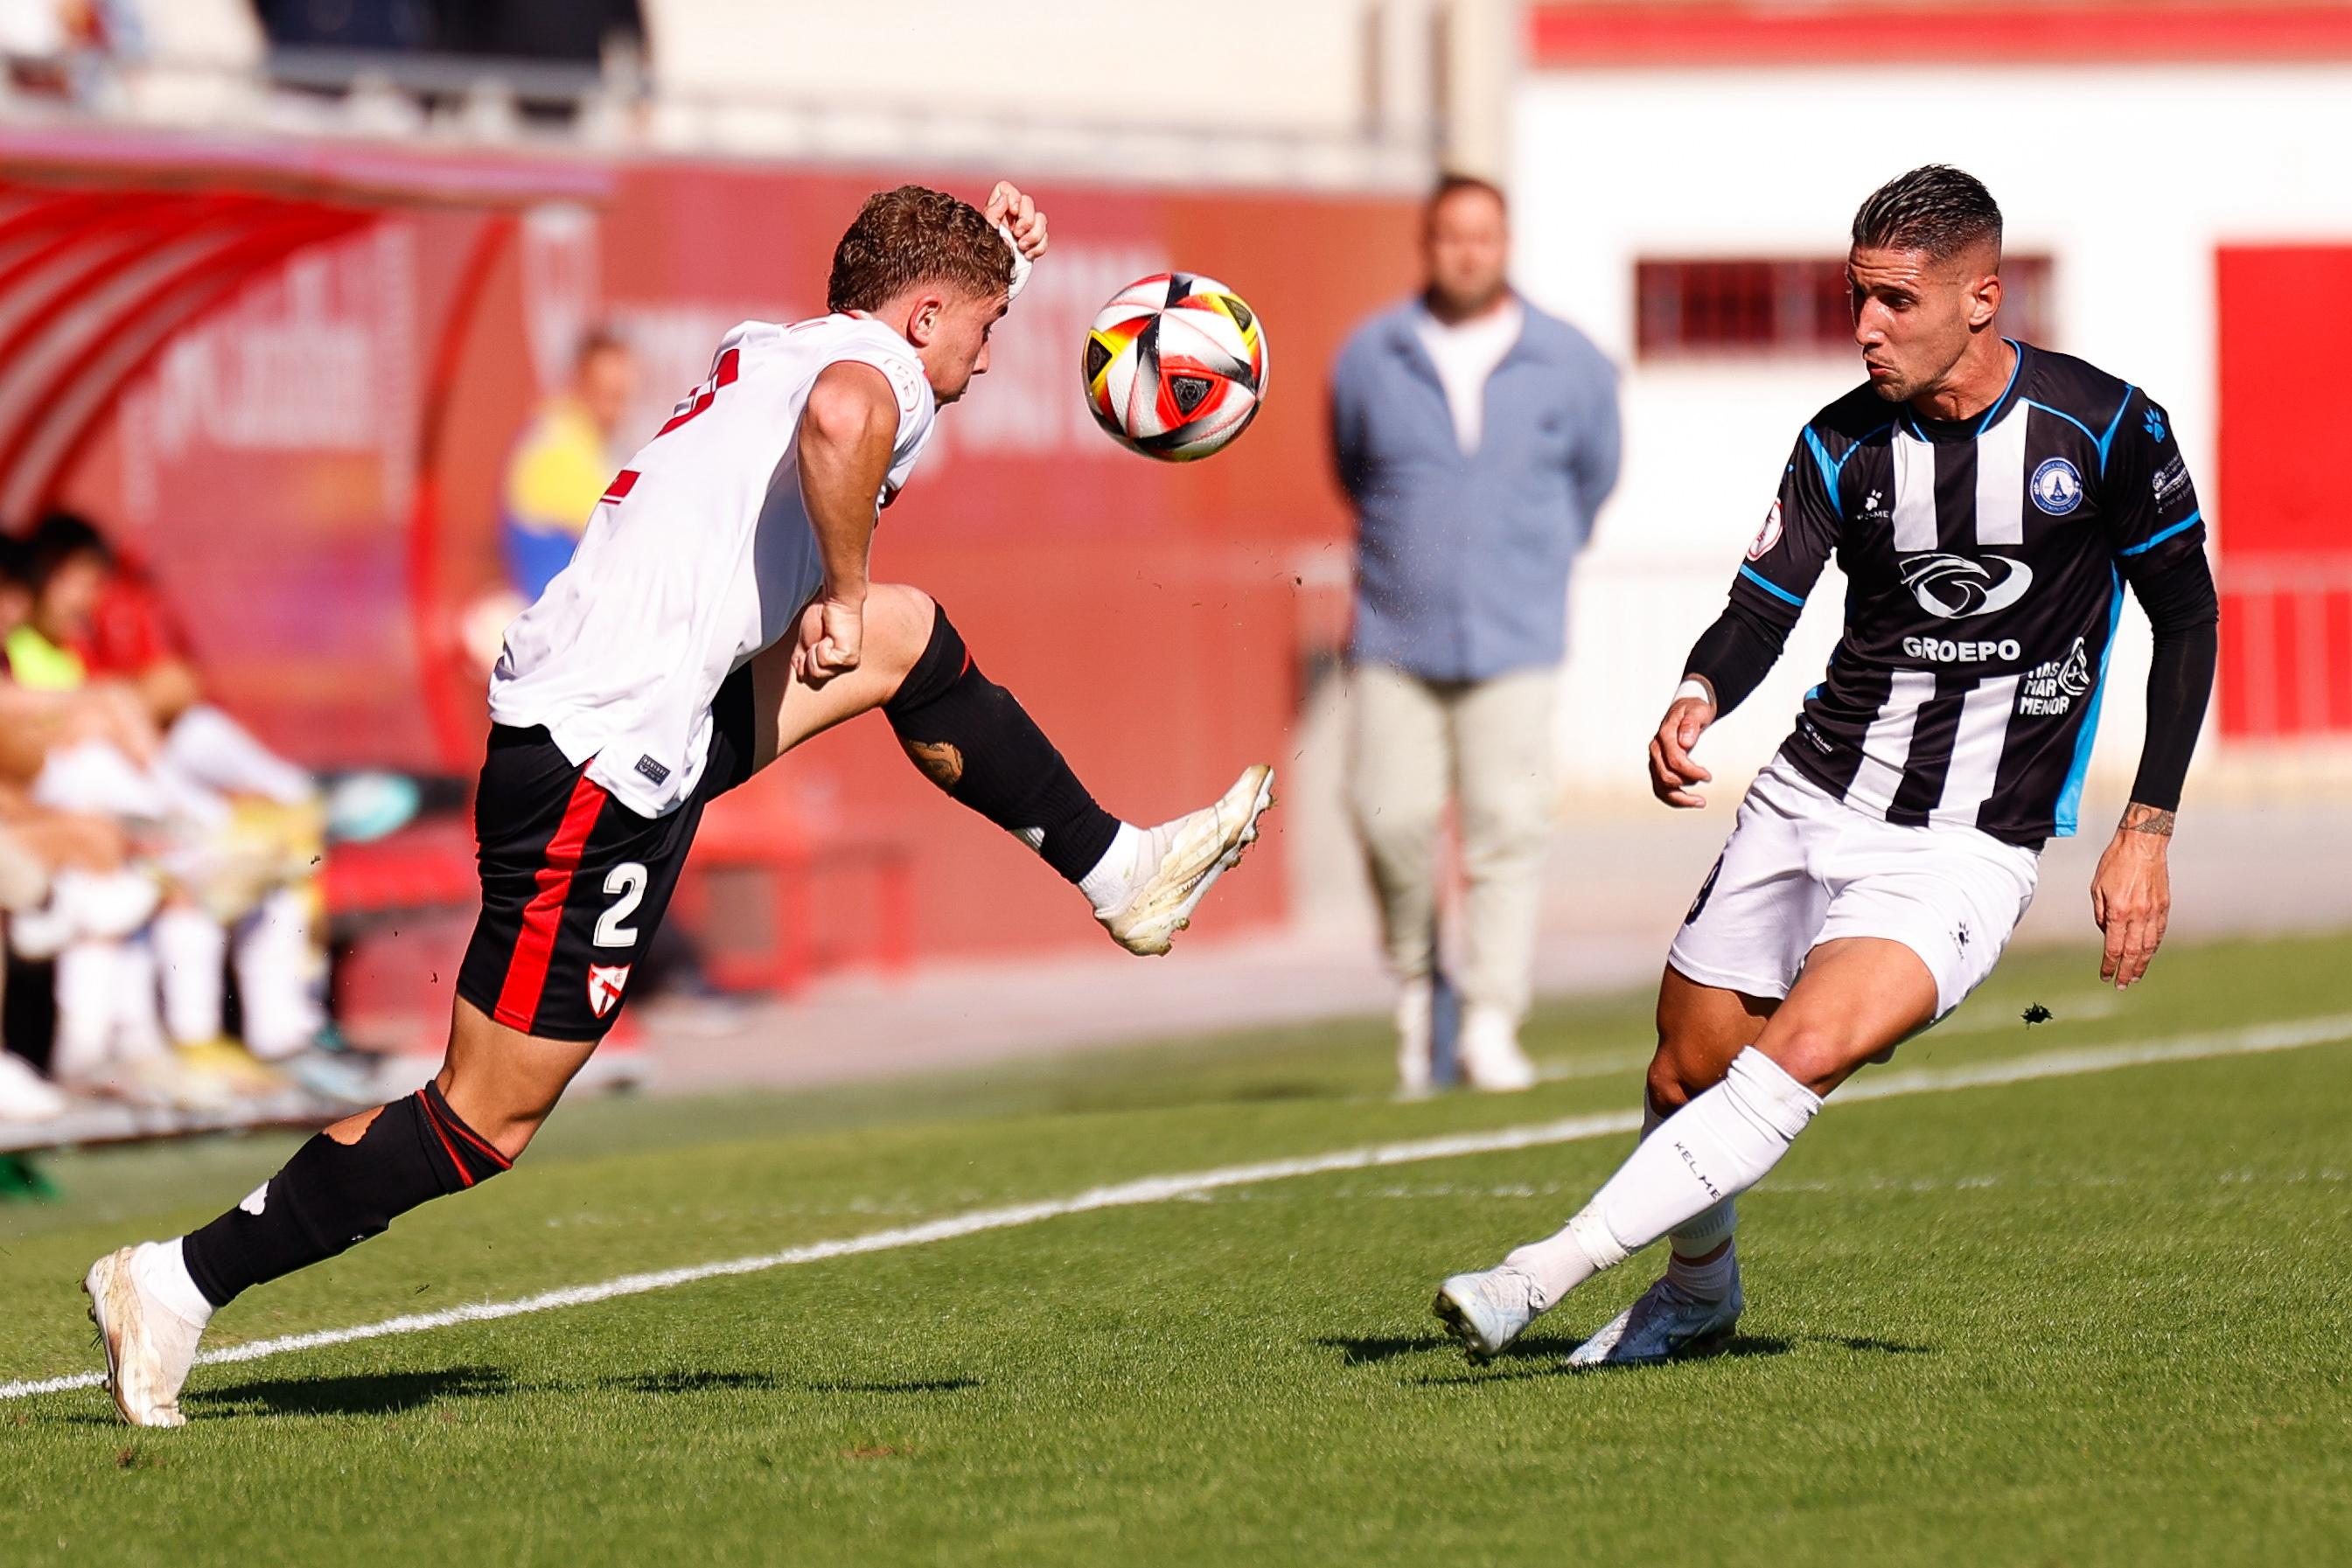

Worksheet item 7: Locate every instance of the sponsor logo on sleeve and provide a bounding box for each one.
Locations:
[1747,499,1784,561]
[2030,456,2083,515]
[2152,453,2191,505]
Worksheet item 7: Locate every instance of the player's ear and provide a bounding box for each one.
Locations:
[1968,271,2003,331]
[906,292,947,348]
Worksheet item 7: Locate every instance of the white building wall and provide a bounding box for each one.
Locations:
[1511,62,2352,802]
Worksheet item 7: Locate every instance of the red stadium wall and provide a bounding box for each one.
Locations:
[2215,247,2352,739]
[57,157,1420,965]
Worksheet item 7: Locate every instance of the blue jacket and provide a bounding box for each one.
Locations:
[1331,296,1621,681]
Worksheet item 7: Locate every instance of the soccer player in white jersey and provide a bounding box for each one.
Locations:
[82,183,1277,1426]
[1433,165,2219,1366]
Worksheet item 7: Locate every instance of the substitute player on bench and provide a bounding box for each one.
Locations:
[85,182,1277,1426]
[1434,165,2217,1366]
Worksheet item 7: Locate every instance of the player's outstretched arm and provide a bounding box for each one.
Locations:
[793,360,902,685]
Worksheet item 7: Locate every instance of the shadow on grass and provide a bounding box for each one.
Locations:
[605,1369,785,1396]
[190,1363,513,1417]
[799,1376,982,1396]
[1408,1330,1934,1385]
[1316,1334,1451,1367]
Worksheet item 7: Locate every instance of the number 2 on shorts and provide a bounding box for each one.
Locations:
[595,862,647,948]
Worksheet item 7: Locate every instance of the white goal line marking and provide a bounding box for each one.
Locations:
[5,1010,2347,1404]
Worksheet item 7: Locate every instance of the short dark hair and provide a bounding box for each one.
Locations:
[827,185,1012,315]
[24,510,109,589]
[0,531,29,590]
[1427,171,1506,220]
[1851,164,2002,264]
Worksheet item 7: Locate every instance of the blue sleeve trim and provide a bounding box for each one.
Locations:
[1800,426,1841,512]
[2052,568,2125,838]
[2096,384,2138,476]
[1738,564,1806,608]
[2118,510,2202,558]
[2023,399,2097,445]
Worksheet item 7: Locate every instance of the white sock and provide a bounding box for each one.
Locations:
[134,1239,214,1329]
[1077,822,1144,913]
[1505,1049,1820,1306]
[155,904,228,1046]
[1643,1094,1739,1284]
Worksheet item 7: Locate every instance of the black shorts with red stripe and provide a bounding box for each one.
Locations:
[456,664,757,1041]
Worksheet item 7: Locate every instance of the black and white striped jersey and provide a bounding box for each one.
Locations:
[1729,340,2207,847]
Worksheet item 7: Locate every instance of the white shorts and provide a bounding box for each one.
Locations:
[1666,756,2041,1019]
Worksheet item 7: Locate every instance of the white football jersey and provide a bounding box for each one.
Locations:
[488,315,938,817]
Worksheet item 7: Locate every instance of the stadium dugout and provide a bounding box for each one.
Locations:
[0,129,592,1168]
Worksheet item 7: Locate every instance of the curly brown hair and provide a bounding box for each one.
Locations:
[827,185,1013,314]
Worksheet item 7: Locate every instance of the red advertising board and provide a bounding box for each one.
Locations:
[2215,246,2352,739]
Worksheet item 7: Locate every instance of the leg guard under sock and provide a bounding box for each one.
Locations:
[883,604,1120,883]
[1643,1093,1738,1263]
[1506,1049,1819,1307]
[180,1082,511,1308]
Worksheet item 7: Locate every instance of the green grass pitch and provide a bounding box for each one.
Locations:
[3,931,2349,1565]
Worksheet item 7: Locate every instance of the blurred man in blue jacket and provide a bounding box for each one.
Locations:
[1331,173,1620,1095]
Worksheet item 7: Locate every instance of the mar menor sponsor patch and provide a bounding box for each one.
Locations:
[1747,499,1783,561]
[2031,456,2083,516]
[2017,636,2094,716]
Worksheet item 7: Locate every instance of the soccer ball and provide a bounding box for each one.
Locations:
[1084,273,1267,461]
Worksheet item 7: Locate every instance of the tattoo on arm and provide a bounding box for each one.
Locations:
[2119,803,2176,837]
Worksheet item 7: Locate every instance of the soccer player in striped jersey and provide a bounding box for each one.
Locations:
[1434,165,2218,1367]
[82,183,1276,1426]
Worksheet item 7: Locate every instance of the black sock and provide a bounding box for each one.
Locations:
[181,1082,511,1309]
[884,604,1121,883]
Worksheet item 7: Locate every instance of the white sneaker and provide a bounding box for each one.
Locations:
[1458,1005,1537,1092]
[1432,1264,1546,1363]
[1095,764,1275,956]
[85,1243,210,1428]
[1566,1275,1744,1368]
[1393,976,1434,1099]
[0,1051,67,1121]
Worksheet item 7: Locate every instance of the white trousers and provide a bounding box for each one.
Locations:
[1348,662,1557,1024]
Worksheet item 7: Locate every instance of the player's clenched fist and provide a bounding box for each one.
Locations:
[984,181,1048,260]
[1648,685,1716,809]
[794,596,865,686]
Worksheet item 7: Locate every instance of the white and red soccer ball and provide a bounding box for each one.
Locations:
[1084,273,1267,461]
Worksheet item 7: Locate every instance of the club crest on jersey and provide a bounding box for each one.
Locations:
[2030,456,2083,515]
[587,963,632,1018]
[1747,500,1783,561]
[1901,553,2034,619]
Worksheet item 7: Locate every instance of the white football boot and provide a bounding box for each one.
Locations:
[1432,1263,1547,1363]
[85,1243,211,1428]
[1566,1275,1744,1368]
[1094,764,1275,956]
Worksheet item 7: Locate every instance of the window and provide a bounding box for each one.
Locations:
[1634,255,2055,359]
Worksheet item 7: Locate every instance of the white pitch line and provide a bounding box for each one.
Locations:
[6,1010,2348,1404]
